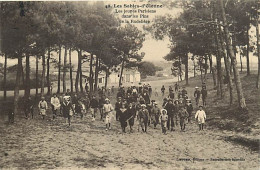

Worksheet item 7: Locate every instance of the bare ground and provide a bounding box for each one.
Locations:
[0,74,259,170]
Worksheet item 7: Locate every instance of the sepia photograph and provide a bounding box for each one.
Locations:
[0,0,259,169]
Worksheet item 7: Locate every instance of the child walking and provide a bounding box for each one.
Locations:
[103,98,114,131]
[195,105,206,130]
[38,97,48,120]
[160,109,168,134]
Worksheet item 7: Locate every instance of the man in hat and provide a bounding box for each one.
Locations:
[195,105,206,130]
[103,98,114,131]
[115,97,122,121]
[150,102,160,129]
[137,104,149,132]
[194,87,201,106]
[165,98,175,131]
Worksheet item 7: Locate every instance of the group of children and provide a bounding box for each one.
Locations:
[21,82,207,133]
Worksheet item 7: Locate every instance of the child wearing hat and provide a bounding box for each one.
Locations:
[160,109,168,134]
[195,105,206,130]
[103,98,114,131]
[137,104,149,132]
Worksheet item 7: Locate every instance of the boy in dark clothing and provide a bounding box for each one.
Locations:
[161,85,165,96]
[194,87,201,106]
[115,97,122,121]
[89,96,99,121]
[178,106,189,131]
[186,99,193,123]
[201,87,207,106]
[181,87,187,97]
[99,95,106,121]
[165,99,175,131]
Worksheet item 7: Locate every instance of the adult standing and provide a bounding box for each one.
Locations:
[165,99,175,131]
[118,104,128,133]
[194,87,201,106]
[62,96,74,126]
[89,95,99,121]
[150,102,160,129]
[201,87,207,106]
[137,104,149,132]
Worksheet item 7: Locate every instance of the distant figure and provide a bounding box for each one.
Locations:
[38,97,48,120]
[194,87,201,106]
[160,109,168,135]
[154,88,159,97]
[181,86,187,97]
[161,85,165,96]
[111,86,115,94]
[24,96,33,119]
[201,87,207,106]
[85,83,89,93]
[174,83,179,92]
[195,105,206,131]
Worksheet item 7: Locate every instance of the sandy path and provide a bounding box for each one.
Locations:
[0,110,258,170]
[0,80,258,170]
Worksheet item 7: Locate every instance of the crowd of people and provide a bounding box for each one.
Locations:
[21,82,208,134]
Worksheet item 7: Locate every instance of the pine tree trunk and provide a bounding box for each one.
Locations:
[57,46,61,94]
[240,51,243,72]
[36,55,39,97]
[219,0,246,108]
[215,28,224,98]
[75,50,81,93]
[209,55,213,74]
[47,48,51,94]
[79,50,83,93]
[94,55,99,91]
[212,67,217,87]
[69,48,73,92]
[3,54,7,100]
[41,54,46,97]
[105,68,109,90]
[178,55,182,81]
[25,53,30,99]
[256,0,260,88]
[14,55,23,116]
[89,53,94,93]
[63,46,67,93]
[204,55,208,79]
[119,60,125,87]
[193,58,196,77]
[185,53,189,85]
[219,27,233,105]
[21,63,25,87]
[246,25,250,76]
